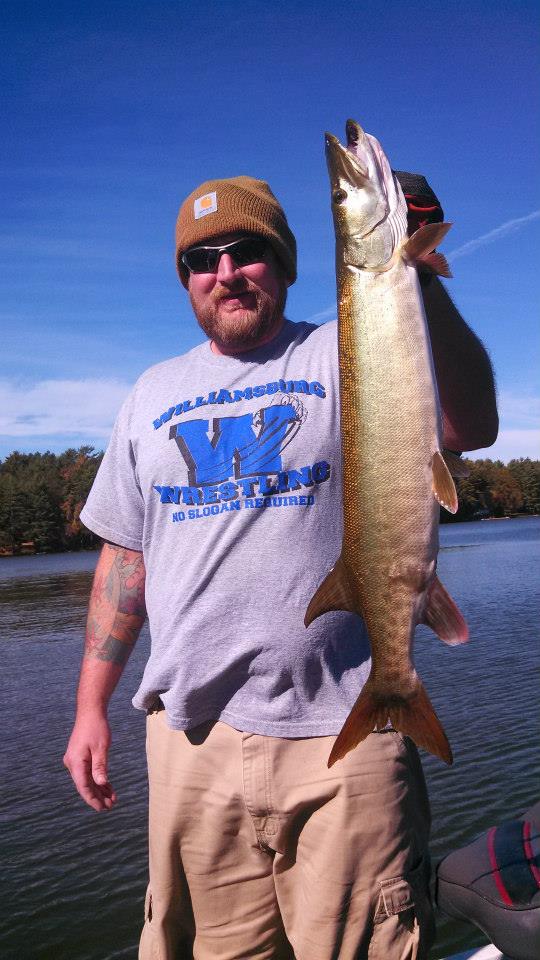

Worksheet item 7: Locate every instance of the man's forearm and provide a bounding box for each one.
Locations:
[65,543,146,810]
[422,276,499,452]
[77,542,147,712]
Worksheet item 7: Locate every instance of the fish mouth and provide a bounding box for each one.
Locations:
[346,118,362,146]
[325,121,369,183]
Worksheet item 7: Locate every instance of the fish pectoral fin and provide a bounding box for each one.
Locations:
[443,449,470,478]
[422,576,469,645]
[328,676,453,767]
[432,449,458,513]
[401,222,453,263]
[304,557,359,628]
[416,251,453,278]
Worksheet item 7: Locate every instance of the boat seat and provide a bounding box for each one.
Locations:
[436,802,540,960]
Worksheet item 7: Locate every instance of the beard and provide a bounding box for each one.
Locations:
[190,279,288,353]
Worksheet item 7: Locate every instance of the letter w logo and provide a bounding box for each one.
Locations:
[169,402,301,485]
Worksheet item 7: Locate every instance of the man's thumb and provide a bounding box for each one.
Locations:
[92,751,108,785]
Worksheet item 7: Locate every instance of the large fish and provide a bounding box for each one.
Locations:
[306,120,469,766]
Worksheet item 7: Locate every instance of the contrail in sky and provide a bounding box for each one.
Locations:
[304,305,336,324]
[448,209,540,261]
[306,208,540,325]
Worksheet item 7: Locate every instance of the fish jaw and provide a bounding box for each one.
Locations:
[325,120,408,270]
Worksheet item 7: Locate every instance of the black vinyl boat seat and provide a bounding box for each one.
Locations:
[436,801,540,960]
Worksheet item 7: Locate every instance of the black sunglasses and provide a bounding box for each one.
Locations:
[181,236,269,274]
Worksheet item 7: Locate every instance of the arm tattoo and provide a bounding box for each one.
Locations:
[85,545,147,665]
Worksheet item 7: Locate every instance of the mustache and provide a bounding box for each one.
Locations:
[211,282,258,304]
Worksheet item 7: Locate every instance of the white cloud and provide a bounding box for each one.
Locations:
[1,379,538,464]
[0,378,132,438]
[448,209,540,262]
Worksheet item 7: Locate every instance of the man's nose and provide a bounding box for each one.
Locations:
[215,253,241,283]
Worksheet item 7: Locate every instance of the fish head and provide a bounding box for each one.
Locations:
[325,119,408,269]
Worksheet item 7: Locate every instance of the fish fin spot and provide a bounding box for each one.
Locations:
[432,449,458,514]
[442,449,470,478]
[304,556,359,628]
[422,576,469,645]
[402,222,453,264]
[328,677,453,767]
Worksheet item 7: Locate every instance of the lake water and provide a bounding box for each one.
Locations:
[1,518,539,960]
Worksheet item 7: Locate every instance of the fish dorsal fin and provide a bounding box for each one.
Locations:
[402,222,453,277]
[432,450,458,514]
[443,449,470,479]
[421,576,469,645]
[304,556,359,627]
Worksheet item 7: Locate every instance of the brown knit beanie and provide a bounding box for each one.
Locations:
[175,176,297,288]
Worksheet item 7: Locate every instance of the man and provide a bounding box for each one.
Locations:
[64,174,498,959]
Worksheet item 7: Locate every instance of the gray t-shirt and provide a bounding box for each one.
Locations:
[81,319,370,736]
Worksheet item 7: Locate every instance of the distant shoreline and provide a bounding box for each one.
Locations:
[0,546,99,559]
[2,513,538,559]
[2,452,538,555]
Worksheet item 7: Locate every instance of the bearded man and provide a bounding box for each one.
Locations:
[64,175,498,960]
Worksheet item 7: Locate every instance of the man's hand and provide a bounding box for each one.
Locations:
[64,710,116,811]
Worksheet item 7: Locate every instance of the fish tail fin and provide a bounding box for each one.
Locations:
[387,679,453,765]
[328,676,453,768]
[328,678,387,767]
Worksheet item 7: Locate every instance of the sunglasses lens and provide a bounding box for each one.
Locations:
[182,248,218,273]
[182,238,268,274]
[229,238,267,266]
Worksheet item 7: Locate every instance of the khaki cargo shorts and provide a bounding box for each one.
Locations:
[139,710,435,960]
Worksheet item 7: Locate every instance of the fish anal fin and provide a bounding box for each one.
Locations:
[402,222,453,263]
[417,251,453,279]
[443,449,470,478]
[328,677,453,768]
[422,576,469,645]
[432,449,458,514]
[304,556,358,628]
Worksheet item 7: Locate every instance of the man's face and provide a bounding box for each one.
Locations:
[186,233,289,355]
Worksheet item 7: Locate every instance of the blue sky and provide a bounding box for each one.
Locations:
[2,0,539,462]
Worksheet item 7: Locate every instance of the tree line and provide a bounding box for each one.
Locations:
[0,447,103,554]
[0,447,539,554]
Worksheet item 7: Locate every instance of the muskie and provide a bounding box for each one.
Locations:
[306,120,469,766]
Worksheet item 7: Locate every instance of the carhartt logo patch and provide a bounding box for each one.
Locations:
[194,192,217,219]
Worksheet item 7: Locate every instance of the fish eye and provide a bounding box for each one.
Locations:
[333,188,348,205]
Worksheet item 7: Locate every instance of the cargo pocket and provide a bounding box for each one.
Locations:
[368,858,435,960]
